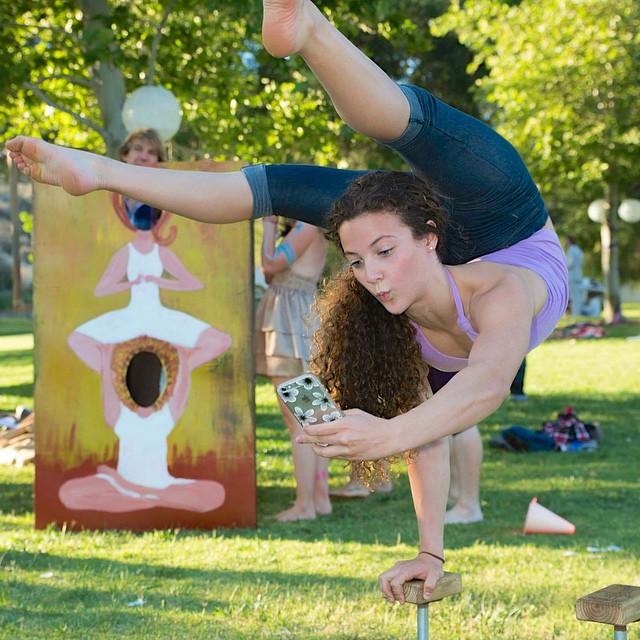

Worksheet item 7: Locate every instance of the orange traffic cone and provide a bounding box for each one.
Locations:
[523,497,575,534]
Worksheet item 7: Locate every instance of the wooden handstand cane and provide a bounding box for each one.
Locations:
[576,584,640,639]
[403,572,462,640]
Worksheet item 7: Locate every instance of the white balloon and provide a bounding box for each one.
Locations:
[587,199,609,224]
[618,199,640,224]
[122,86,182,141]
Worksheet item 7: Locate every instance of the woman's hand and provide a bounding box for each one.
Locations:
[378,554,445,604]
[295,408,405,460]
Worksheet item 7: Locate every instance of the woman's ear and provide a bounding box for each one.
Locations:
[425,230,438,252]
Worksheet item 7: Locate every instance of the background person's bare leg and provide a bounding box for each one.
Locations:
[445,426,484,525]
[272,377,332,521]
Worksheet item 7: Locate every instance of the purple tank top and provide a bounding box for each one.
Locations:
[413,229,568,372]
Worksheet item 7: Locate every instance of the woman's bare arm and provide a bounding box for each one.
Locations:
[378,440,448,602]
[261,221,322,278]
[298,276,535,458]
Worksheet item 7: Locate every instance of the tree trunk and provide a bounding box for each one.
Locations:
[602,183,622,324]
[83,0,129,158]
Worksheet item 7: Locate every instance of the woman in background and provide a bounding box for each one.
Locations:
[256,216,328,521]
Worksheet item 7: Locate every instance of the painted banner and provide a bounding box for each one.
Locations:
[33,161,256,530]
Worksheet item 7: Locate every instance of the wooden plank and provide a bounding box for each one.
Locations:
[576,584,640,626]
[403,572,462,605]
[1,434,33,448]
[0,425,31,443]
[17,412,34,429]
[0,437,34,452]
[15,448,35,467]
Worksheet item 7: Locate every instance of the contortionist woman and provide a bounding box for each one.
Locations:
[6,0,568,605]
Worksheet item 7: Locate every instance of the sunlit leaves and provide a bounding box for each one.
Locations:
[433,0,640,276]
[434,0,639,191]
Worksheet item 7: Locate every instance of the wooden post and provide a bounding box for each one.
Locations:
[403,572,462,640]
[576,584,640,639]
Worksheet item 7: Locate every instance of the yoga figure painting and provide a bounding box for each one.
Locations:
[32,161,257,531]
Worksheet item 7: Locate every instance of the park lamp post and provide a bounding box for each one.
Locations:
[121,85,183,148]
[587,196,640,323]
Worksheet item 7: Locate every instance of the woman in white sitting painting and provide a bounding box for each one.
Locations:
[60,333,228,513]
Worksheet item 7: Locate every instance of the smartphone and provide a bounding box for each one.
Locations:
[276,373,343,429]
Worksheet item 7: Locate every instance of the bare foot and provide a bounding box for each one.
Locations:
[314,495,332,516]
[373,480,393,494]
[274,504,318,522]
[6,136,103,195]
[262,0,323,58]
[444,504,484,525]
[329,480,370,499]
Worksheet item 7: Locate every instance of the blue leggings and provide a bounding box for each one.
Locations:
[242,84,548,265]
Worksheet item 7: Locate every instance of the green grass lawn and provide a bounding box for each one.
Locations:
[0,308,639,639]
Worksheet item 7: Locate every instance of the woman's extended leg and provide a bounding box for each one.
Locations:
[6,137,254,225]
[260,0,549,259]
[262,0,409,141]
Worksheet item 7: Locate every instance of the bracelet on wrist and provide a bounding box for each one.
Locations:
[418,551,445,564]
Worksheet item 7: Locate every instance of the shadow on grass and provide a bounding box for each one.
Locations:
[0,316,33,337]
[0,548,375,639]
[0,381,34,401]
[0,345,33,360]
[0,480,34,516]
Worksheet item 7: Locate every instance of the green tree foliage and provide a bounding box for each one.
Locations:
[1,0,263,158]
[1,0,473,166]
[1,0,476,307]
[432,0,640,279]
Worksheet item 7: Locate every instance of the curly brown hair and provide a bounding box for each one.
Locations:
[310,171,451,487]
[310,268,431,487]
[326,170,450,260]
